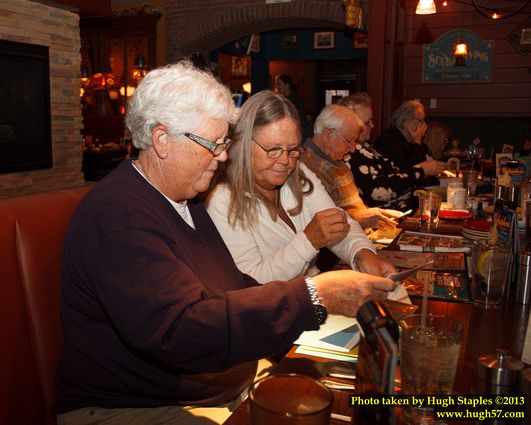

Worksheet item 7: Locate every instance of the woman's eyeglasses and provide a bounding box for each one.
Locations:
[183,132,232,156]
[252,138,302,159]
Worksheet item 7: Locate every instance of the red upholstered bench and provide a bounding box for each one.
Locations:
[0,186,90,425]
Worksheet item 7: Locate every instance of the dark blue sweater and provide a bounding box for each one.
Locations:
[55,160,316,413]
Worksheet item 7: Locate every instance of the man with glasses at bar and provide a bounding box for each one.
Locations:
[55,63,397,425]
[373,100,434,171]
[301,103,404,227]
[346,96,445,210]
[206,91,396,284]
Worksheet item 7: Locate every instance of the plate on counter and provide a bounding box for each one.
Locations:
[439,210,473,220]
[462,219,491,232]
[443,149,468,158]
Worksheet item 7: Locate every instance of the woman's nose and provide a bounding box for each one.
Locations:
[277,151,290,164]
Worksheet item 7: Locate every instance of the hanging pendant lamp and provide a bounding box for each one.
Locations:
[454,39,468,66]
[415,0,437,14]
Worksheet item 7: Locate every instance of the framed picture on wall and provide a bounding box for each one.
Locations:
[247,33,260,54]
[313,31,335,49]
[280,31,298,50]
[231,56,249,77]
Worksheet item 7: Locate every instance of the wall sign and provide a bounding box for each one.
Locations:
[422,29,493,83]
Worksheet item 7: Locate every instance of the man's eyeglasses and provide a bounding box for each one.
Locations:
[412,117,425,124]
[252,138,302,159]
[337,132,356,146]
[183,132,232,156]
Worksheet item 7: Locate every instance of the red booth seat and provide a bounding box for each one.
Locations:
[0,187,90,425]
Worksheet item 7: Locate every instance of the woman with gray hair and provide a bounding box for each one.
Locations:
[55,62,402,425]
[206,90,398,284]
[373,100,432,171]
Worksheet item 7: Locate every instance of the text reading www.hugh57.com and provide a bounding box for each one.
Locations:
[349,395,527,421]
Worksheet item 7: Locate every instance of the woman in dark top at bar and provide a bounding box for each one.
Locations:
[276,74,313,143]
[54,61,396,425]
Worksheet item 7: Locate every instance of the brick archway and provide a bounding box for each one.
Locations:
[165,0,346,62]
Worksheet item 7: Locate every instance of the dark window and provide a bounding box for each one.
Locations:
[0,39,52,174]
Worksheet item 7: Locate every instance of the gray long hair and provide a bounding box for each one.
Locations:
[389,100,424,129]
[223,90,313,229]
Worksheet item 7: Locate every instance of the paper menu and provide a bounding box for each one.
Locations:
[294,314,360,352]
[397,231,472,253]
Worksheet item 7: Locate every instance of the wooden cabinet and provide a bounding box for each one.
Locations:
[80,14,161,145]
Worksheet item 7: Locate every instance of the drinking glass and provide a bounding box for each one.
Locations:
[248,373,333,425]
[399,314,463,424]
[418,192,441,232]
[447,187,466,209]
[462,169,478,197]
[470,242,512,309]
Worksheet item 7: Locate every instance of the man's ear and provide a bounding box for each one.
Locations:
[152,125,170,159]
[323,127,335,140]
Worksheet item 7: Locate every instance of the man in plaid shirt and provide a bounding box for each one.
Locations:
[301,104,402,230]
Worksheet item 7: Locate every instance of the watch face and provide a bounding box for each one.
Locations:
[314,304,328,325]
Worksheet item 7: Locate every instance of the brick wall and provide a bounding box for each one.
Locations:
[165,0,345,63]
[0,0,84,198]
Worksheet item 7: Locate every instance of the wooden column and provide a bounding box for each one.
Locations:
[367,0,404,135]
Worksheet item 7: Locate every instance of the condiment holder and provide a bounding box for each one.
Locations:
[477,349,524,394]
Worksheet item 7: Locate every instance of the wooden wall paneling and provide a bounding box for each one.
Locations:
[403,0,531,117]
[368,0,394,135]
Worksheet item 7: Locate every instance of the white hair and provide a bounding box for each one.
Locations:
[314,104,362,135]
[390,100,424,129]
[125,60,238,150]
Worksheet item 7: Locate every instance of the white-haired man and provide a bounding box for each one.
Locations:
[338,94,445,211]
[55,62,396,425]
[301,104,404,228]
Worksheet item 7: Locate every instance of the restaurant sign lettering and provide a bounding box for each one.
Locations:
[422,30,493,83]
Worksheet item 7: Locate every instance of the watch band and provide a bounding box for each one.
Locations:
[304,276,328,325]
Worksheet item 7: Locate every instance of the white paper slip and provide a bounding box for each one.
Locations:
[387,284,411,304]
[295,346,358,363]
[294,314,360,352]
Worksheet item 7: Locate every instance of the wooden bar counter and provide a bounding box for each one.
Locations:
[223,298,530,424]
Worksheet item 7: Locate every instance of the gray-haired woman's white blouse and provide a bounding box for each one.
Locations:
[205,163,376,283]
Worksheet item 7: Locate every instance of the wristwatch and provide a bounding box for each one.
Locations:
[304,276,328,325]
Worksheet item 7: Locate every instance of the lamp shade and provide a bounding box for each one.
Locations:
[454,39,468,66]
[242,82,252,94]
[131,55,150,83]
[454,40,468,56]
[88,72,116,90]
[415,0,437,14]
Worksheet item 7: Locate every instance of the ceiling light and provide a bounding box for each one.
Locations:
[416,0,437,15]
